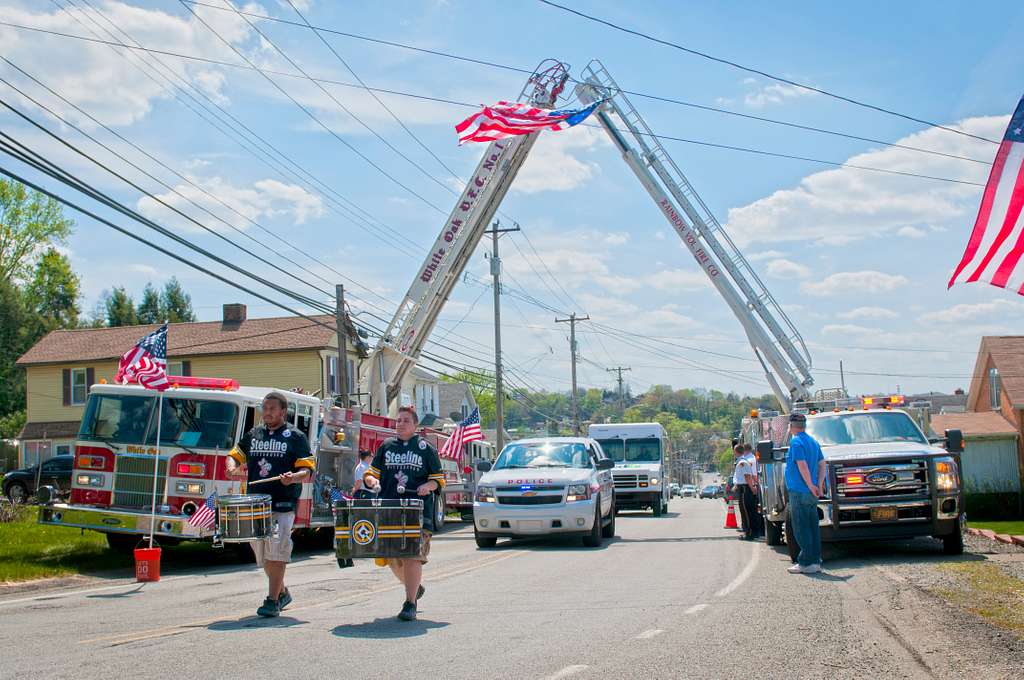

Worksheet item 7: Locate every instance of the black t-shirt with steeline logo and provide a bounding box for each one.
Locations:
[367,435,446,531]
[230,424,315,512]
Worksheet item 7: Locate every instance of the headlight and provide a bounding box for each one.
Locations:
[76,473,104,487]
[566,483,592,502]
[650,478,659,485]
[475,486,496,503]
[935,457,959,492]
[175,481,205,495]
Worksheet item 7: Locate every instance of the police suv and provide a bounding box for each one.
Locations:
[472,437,616,548]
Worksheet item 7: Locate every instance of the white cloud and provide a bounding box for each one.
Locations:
[918,298,1024,324]
[742,78,818,108]
[0,2,270,129]
[136,176,323,232]
[654,231,666,241]
[837,306,899,320]
[128,263,158,276]
[765,258,810,279]
[513,126,609,194]
[645,268,712,292]
[821,323,879,336]
[898,225,927,239]
[723,115,1006,247]
[747,249,786,262]
[800,270,908,296]
[604,232,630,246]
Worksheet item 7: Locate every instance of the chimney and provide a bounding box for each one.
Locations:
[223,303,247,323]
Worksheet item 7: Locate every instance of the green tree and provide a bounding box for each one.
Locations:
[160,277,195,323]
[136,283,162,324]
[104,287,138,327]
[0,278,29,418]
[0,179,73,282]
[24,248,80,335]
[0,409,26,441]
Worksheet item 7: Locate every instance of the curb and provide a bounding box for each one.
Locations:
[966,526,1024,550]
[1013,536,1024,548]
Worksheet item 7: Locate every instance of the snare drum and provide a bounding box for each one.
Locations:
[334,498,423,561]
[216,494,272,543]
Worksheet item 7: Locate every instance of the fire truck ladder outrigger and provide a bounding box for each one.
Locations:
[574,60,814,411]
[365,60,572,415]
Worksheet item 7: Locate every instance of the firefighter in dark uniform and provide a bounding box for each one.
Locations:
[364,405,445,621]
[226,391,315,618]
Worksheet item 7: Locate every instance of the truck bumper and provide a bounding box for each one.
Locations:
[38,504,208,539]
[821,494,962,542]
[614,490,660,509]
[821,516,960,542]
[473,499,598,537]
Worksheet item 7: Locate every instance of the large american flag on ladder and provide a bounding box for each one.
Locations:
[440,407,484,460]
[949,95,1024,294]
[115,323,170,391]
[455,100,602,145]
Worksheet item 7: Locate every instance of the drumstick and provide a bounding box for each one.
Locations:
[248,474,284,486]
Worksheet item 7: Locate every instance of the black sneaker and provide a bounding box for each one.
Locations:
[416,584,425,602]
[278,588,292,610]
[397,600,417,621]
[257,597,281,618]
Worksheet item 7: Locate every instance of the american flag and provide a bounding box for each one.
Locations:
[949,95,1024,294]
[440,407,484,460]
[455,100,602,145]
[188,491,217,530]
[115,323,170,391]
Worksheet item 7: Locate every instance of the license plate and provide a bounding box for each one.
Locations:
[517,520,544,533]
[870,507,897,522]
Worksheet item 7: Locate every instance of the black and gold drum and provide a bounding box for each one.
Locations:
[334,498,423,560]
[216,494,272,542]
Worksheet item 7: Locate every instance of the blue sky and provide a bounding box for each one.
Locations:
[2,0,1024,402]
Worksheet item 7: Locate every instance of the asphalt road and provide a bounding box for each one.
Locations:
[1,492,1021,680]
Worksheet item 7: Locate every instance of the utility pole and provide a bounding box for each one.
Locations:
[486,220,519,451]
[607,366,631,416]
[556,312,590,435]
[839,360,846,396]
[335,285,350,406]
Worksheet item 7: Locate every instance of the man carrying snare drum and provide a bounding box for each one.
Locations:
[364,406,445,621]
[226,391,315,618]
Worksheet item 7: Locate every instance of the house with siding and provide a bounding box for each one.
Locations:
[14,303,365,467]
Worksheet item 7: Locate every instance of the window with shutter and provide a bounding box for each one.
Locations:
[71,368,88,405]
[62,369,71,406]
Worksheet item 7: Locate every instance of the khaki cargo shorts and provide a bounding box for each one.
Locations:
[376,531,432,567]
[251,511,295,566]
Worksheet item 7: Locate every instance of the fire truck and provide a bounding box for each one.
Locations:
[36,379,462,548]
[742,395,965,556]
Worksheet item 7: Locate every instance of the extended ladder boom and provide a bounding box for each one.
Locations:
[575,61,814,410]
[364,62,570,415]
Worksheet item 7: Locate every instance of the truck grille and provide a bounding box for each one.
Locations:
[498,495,562,505]
[613,474,648,489]
[113,455,168,508]
[835,460,928,499]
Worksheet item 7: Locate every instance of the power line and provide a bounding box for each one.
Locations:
[536,0,1001,146]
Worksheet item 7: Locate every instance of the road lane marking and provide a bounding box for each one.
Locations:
[544,665,588,680]
[684,604,708,614]
[636,628,664,639]
[715,544,760,597]
[79,550,524,646]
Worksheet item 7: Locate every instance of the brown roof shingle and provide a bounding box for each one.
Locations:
[931,412,1018,439]
[16,315,347,366]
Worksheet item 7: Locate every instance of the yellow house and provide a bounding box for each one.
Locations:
[15,304,365,467]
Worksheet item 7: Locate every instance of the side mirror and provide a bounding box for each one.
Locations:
[476,461,493,473]
[36,485,57,505]
[755,440,773,462]
[773,447,788,462]
[945,429,964,453]
[597,458,615,470]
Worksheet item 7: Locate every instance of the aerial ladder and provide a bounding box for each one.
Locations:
[364,60,572,415]
[364,58,815,416]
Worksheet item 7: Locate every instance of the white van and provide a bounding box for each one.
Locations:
[588,422,670,516]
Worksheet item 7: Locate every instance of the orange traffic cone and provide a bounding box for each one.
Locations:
[725,502,738,529]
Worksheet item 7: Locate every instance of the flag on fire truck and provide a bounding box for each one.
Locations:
[455,100,602,144]
[188,491,217,530]
[115,322,170,391]
[949,94,1024,294]
[440,407,484,460]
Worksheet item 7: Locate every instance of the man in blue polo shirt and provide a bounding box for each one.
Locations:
[784,412,826,574]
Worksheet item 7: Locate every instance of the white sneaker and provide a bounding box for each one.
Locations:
[787,564,804,574]
[802,563,822,574]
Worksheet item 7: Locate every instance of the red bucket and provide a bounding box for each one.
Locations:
[134,547,162,582]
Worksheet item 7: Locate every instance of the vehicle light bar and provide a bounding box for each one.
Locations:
[78,454,106,469]
[167,376,240,391]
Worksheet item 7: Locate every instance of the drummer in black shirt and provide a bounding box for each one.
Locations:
[226,391,315,618]
[364,406,445,621]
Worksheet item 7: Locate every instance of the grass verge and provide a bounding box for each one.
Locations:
[970,520,1024,536]
[935,562,1024,636]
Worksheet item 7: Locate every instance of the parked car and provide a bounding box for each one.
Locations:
[699,484,718,499]
[670,483,681,497]
[680,484,697,498]
[2,455,74,503]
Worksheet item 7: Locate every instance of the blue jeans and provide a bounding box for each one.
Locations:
[789,491,821,567]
